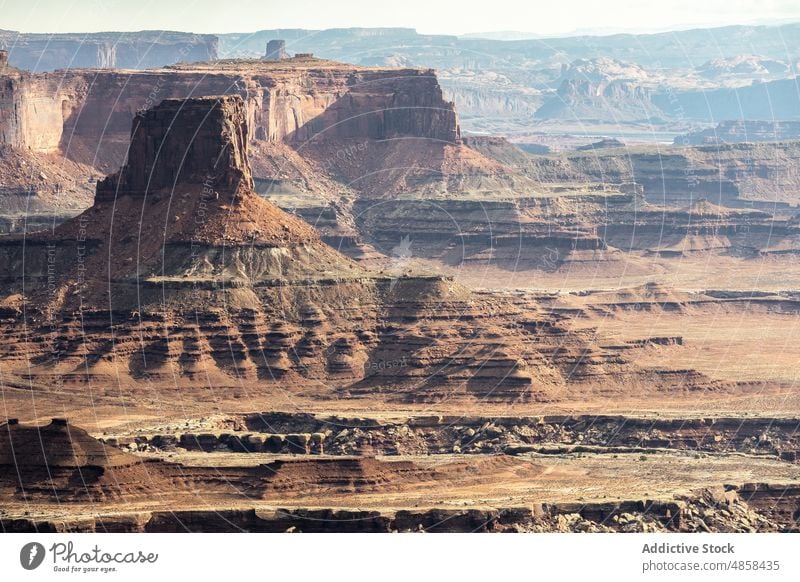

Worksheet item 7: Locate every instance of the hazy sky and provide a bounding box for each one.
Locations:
[2,0,800,36]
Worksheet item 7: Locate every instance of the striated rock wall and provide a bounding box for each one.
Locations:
[0,96,538,399]
[0,59,462,239]
[0,58,470,247]
[495,142,800,209]
[0,69,77,152]
[0,64,98,230]
[0,61,460,172]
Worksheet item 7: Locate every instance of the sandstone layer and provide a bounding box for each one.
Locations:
[0,58,466,243]
[0,93,702,407]
[2,417,799,533]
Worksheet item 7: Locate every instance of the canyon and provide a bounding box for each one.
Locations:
[0,93,730,407]
[6,24,800,139]
[5,54,800,265]
[1,49,799,533]
[0,56,461,243]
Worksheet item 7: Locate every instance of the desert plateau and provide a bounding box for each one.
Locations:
[1,15,800,535]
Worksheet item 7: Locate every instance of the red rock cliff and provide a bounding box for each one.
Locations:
[0,60,460,171]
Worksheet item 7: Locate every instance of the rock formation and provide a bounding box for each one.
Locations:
[0,96,512,395]
[0,57,98,230]
[265,40,288,61]
[0,58,466,241]
[3,27,800,537]
[5,416,797,533]
[0,418,169,501]
[5,55,799,271]
[0,60,460,168]
[0,93,720,405]
[519,141,800,208]
[536,58,661,122]
[6,55,798,302]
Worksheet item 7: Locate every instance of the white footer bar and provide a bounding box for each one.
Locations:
[1,533,798,581]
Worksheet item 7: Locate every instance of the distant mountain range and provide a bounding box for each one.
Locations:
[3,23,800,135]
[216,24,800,132]
[216,23,800,67]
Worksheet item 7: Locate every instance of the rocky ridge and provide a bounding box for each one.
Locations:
[0,93,698,404]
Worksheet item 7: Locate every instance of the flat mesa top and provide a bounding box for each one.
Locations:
[163,57,428,74]
[170,56,337,68]
[17,58,435,77]
[166,57,431,74]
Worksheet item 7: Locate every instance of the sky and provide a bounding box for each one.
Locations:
[1,0,799,36]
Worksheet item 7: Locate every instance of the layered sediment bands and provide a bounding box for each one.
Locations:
[0,98,372,385]
[0,93,678,401]
[0,93,739,408]
[4,419,799,533]
[677,120,800,145]
[357,190,772,266]
[511,141,800,208]
[1,420,548,517]
[256,455,541,497]
[584,198,795,258]
[296,128,800,265]
[296,134,544,256]
[0,30,218,72]
[357,194,610,267]
[0,419,172,501]
[0,262,659,401]
[304,137,534,201]
[357,144,800,264]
